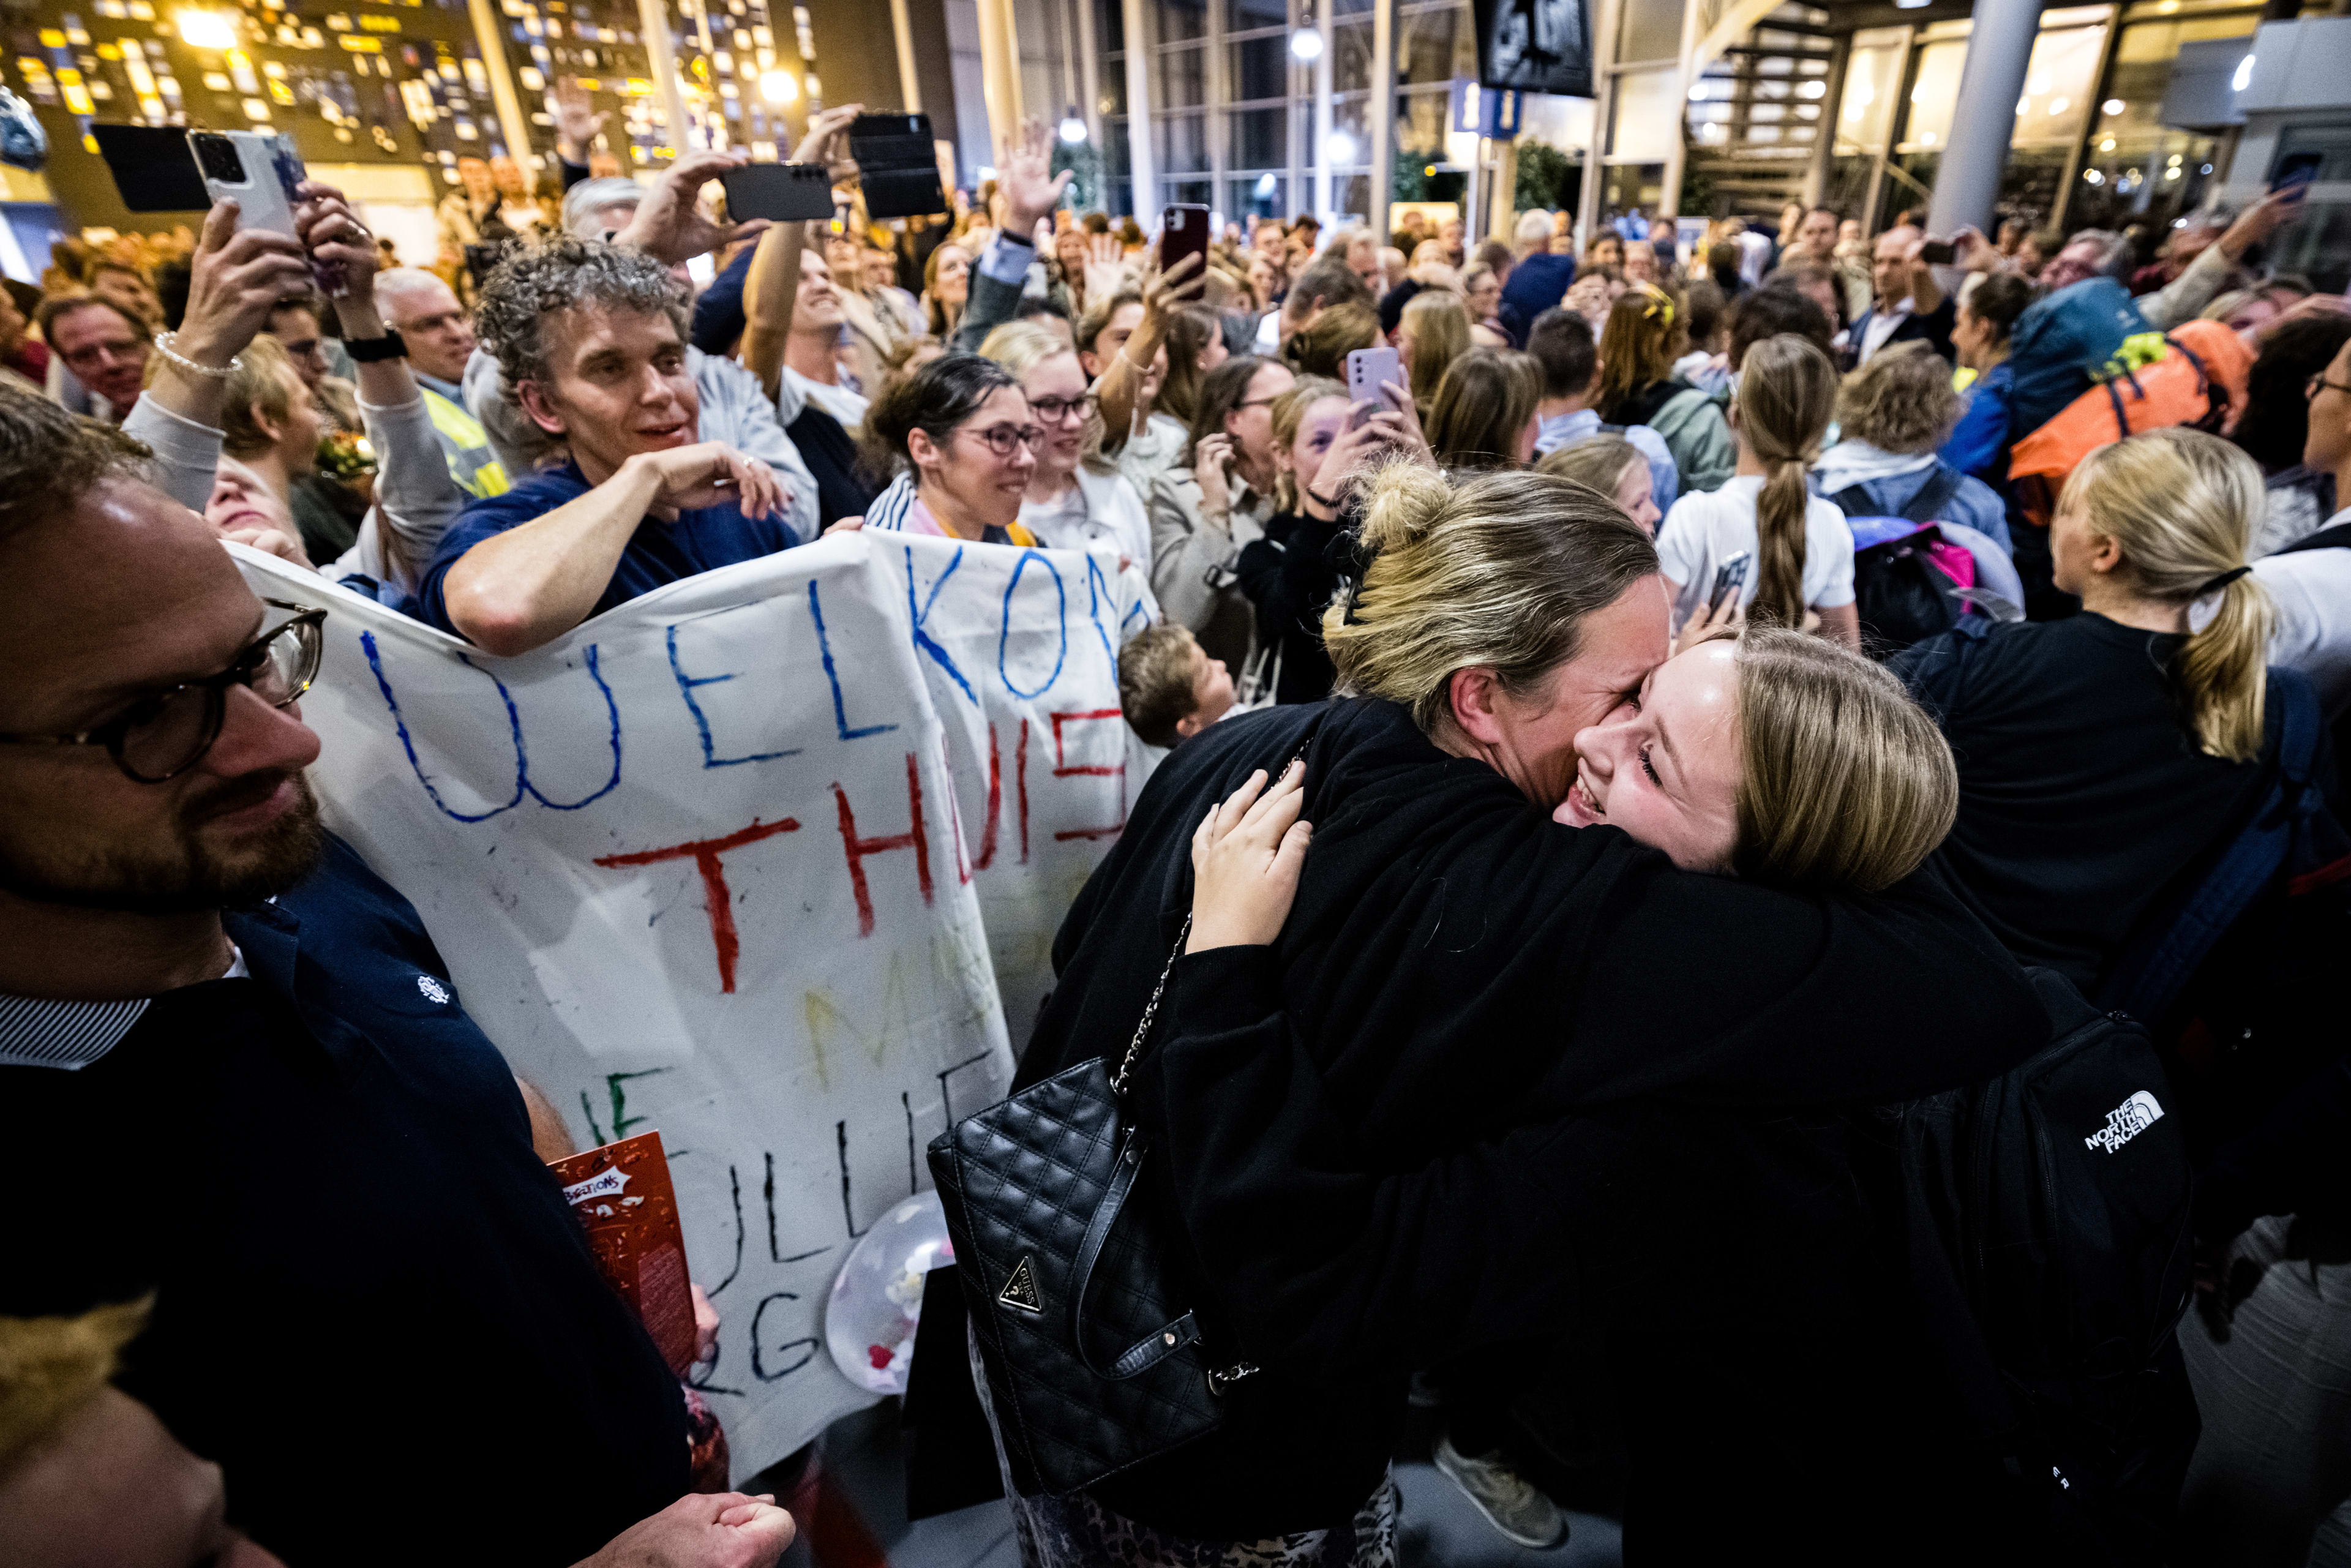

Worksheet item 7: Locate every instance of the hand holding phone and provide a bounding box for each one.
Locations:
[1345,347,1406,429]
[719,163,836,223]
[1709,550,1752,616]
[1160,203,1211,280]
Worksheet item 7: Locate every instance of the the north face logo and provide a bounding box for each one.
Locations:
[2084,1090,2165,1154]
[997,1255,1043,1314]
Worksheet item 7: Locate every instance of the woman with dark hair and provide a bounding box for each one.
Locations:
[2237,313,2351,554]
[1423,348,1540,471]
[1146,353,1296,672]
[1727,283,1836,372]
[1595,285,1736,492]
[858,352,1041,545]
[921,241,972,340]
[1940,271,2036,483]
[1157,302,1229,429]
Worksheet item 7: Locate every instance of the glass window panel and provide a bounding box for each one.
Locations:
[1231,173,1284,216]
[2011,24,2107,149]
[1835,41,1902,153]
[1619,0,1680,64]
[1166,177,1213,207]
[1333,18,1373,92]
[1397,6,1460,86]
[1099,70,1127,117]
[1156,110,1209,172]
[1226,0,1288,31]
[1103,119,1131,174]
[1157,0,1207,42]
[1611,64,1682,163]
[1230,34,1289,100]
[1098,0,1123,53]
[1231,104,1285,167]
[1397,86,1450,154]
[1155,45,1205,108]
[1898,38,1967,153]
[1337,172,1370,219]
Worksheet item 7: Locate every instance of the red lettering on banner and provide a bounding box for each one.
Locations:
[834,754,935,937]
[942,737,972,886]
[1050,708,1128,842]
[593,816,802,994]
[1016,716,1031,865]
[972,722,1002,872]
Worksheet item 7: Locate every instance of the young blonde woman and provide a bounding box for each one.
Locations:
[977,320,1153,570]
[1593,283,1735,491]
[1654,332,1856,647]
[1397,288,1472,413]
[1535,431,1660,534]
[991,457,2044,1564]
[1892,426,2279,992]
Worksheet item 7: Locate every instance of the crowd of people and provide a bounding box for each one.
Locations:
[4,92,2350,1568]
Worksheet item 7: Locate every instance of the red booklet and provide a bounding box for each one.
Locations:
[549,1131,697,1377]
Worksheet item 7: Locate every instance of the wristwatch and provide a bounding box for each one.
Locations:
[344,329,408,364]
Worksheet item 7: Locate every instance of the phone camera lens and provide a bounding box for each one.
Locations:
[194,135,246,184]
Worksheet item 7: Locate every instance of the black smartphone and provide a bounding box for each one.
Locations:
[1709,550,1752,617]
[848,111,947,220]
[2272,150,2324,197]
[1918,239,1957,265]
[1160,203,1210,278]
[719,162,836,223]
[89,123,209,212]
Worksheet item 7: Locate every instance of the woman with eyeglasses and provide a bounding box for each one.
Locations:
[977,321,1152,572]
[858,353,1041,547]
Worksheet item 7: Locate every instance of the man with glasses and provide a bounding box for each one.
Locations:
[418,238,803,656]
[37,294,152,422]
[2226,343,2351,721]
[0,384,796,1568]
[373,266,511,500]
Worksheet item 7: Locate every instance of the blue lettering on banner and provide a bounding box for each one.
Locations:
[807,580,899,741]
[362,631,623,823]
[1084,556,1120,675]
[905,544,975,704]
[998,550,1067,700]
[667,623,800,768]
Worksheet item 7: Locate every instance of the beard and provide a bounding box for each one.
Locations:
[0,770,326,913]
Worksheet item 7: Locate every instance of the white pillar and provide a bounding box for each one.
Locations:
[1578,0,1621,250]
[1076,0,1101,147]
[1925,0,2044,235]
[1313,0,1333,220]
[1122,0,1157,216]
[890,0,923,111]
[1367,0,1394,236]
[636,0,699,152]
[974,0,1025,158]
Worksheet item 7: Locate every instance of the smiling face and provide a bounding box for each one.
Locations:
[0,476,324,912]
[931,244,970,306]
[1556,639,1742,873]
[909,384,1037,533]
[516,302,701,484]
[795,249,846,332]
[1611,455,1659,535]
[1466,272,1500,320]
[50,302,150,412]
[1020,350,1092,478]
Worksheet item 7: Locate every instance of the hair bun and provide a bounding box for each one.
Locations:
[1359,459,1452,553]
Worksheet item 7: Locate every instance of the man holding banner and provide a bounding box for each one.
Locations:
[0,388,794,1567]
[418,238,802,656]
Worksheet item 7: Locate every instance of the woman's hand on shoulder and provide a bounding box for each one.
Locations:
[1187,760,1312,952]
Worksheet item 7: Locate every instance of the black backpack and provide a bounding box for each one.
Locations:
[1832,467,1969,656]
[1892,968,2197,1561]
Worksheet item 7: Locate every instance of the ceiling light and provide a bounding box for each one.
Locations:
[1289,26,1322,61]
[757,69,797,103]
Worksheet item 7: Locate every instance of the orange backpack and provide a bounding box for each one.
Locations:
[2005,318,2252,528]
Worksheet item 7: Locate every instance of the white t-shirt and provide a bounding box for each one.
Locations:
[784,366,869,433]
[1654,475,1855,634]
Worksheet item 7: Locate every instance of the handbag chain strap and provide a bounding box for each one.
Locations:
[1110,913,1192,1095]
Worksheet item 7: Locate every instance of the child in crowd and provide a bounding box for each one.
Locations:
[1654,332,1858,648]
[1118,621,1238,748]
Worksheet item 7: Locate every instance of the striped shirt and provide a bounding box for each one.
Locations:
[1,948,245,1071]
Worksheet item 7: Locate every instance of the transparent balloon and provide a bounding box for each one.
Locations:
[825,1190,956,1394]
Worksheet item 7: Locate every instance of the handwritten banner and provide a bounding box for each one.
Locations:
[231,530,1155,1477]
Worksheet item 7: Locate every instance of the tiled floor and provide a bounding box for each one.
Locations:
[791,1401,1625,1568]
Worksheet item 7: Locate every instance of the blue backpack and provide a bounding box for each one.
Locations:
[2003,279,2150,447]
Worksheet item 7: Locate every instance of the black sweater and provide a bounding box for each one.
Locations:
[1232,507,1348,705]
[1018,697,2047,1544]
[1892,613,2273,992]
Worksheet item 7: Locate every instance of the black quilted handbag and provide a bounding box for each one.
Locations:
[927,917,1257,1496]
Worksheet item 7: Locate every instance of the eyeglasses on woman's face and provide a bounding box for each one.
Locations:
[2306,373,2351,402]
[1026,392,1099,425]
[0,601,325,783]
[963,421,1045,459]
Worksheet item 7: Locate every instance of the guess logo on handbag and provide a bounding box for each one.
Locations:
[997,1254,1043,1313]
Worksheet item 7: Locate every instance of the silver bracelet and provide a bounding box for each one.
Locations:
[152,331,241,381]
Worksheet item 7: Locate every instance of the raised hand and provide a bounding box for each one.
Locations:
[1193,432,1235,521]
[792,103,863,171]
[555,93,609,163]
[618,149,769,265]
[1187,761,1312,952]
[174,200,315,369]
[997,118,1073,238]
[293,179,378,302]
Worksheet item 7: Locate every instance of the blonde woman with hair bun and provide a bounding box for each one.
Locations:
[1892,426,2285,992]
[1003,456,2047,1563]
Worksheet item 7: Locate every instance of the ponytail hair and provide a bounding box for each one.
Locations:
[1731,333,1838,630]
[2059,428,2274,762]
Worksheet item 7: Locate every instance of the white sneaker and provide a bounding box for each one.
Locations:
[1432,1429,1568,1551]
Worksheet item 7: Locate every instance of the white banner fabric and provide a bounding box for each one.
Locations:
[229,530,1154,1479]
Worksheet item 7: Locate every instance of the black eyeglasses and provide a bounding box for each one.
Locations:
[2307,374,2351,401]
[0,601,326,783]
[966,423,1046,457]
[1027,393,1100,424]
